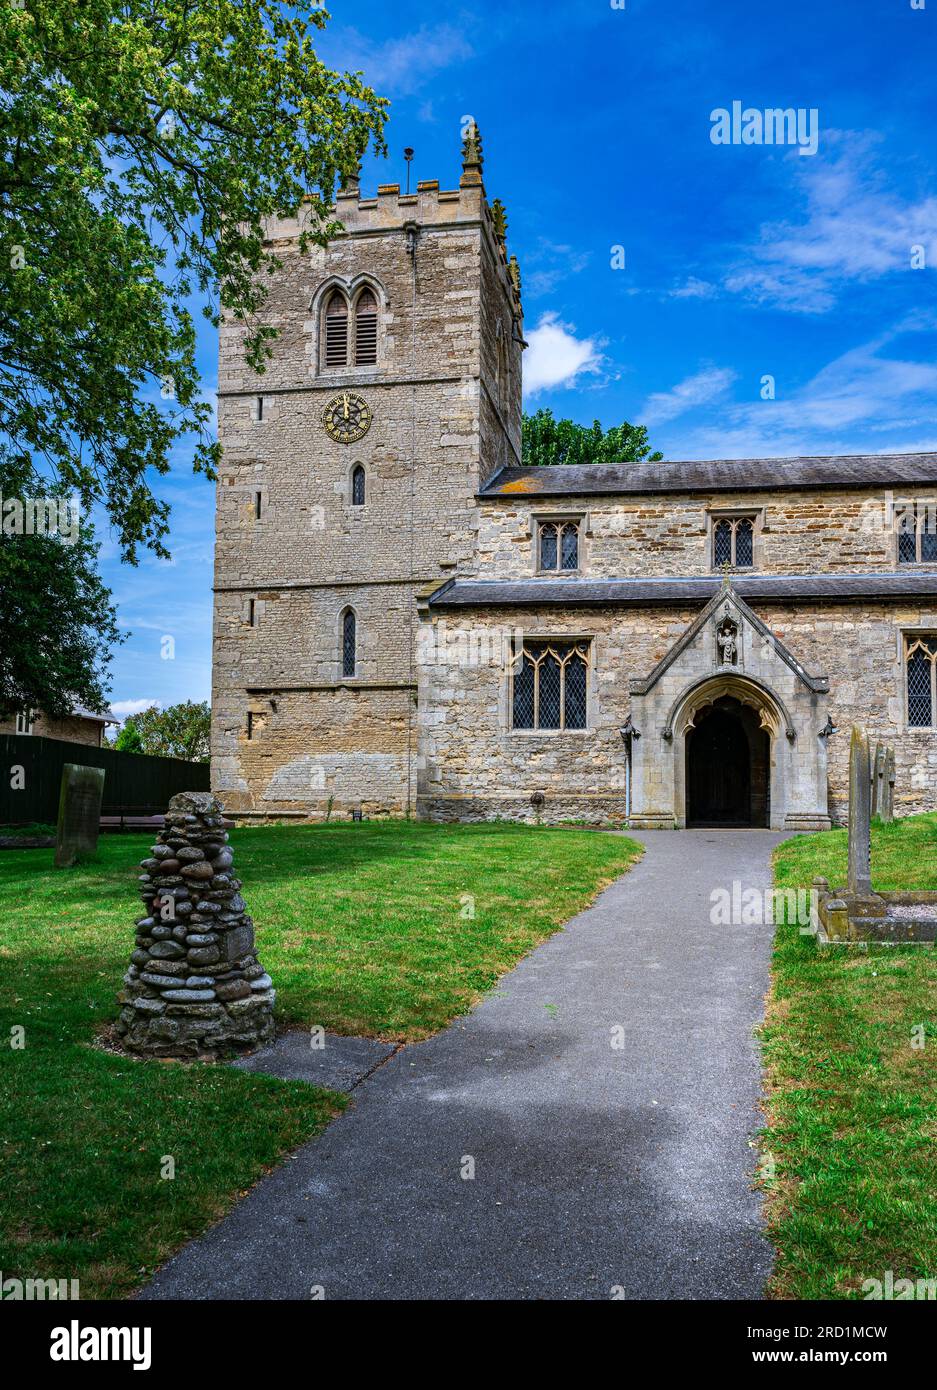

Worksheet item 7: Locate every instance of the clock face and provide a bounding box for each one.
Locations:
[322,392,372,444]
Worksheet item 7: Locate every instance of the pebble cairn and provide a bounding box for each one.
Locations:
[115,791,275,1057]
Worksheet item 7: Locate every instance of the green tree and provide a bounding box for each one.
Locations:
[114,722,144,755]
[522,409,663,467]
[1,0,387,560]
[0,456,121,720]
[113,701,211,762]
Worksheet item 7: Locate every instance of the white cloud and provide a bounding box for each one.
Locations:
[658,317,937,458]
[669,277,717,300]
[640,366,737,425]
[110,698,161,721]
[333,25,472,97]
[725,133,937,313]
[523,313,604,395]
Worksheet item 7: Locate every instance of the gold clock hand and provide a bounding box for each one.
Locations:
[343,394,349,419]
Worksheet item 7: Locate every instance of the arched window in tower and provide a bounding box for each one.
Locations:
[354,288,378,366]
[342,608,357,678]
[351,464,366,507]
[325,291,349,369]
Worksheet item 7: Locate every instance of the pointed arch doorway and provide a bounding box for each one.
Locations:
[685,695,770,828]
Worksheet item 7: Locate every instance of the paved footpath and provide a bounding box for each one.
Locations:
[141,830,784,1301]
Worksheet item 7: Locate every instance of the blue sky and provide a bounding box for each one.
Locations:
[102,0,937,718]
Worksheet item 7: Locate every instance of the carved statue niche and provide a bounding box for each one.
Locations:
[716,614,740,666]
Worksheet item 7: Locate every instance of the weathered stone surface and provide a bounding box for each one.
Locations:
[114,792,276,1057]
[223,925,255,962]
[848,726,873,898]
[54,763,106,869]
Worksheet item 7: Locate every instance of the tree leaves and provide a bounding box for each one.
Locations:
[0,0,387,559]
[522,409,663,468]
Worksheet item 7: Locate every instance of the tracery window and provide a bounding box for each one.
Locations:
[512,641,589,730]
[342,608,357,678]
[906,635,937,728]
[712,515,755,568]
[539,521,580,572]
[351,464,366,506]
[354,288,378,366]
[325,291,348,368]
[898,506,937,564]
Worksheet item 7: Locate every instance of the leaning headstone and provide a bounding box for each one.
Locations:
[847,726,873,899]
[882,746,896,824]
[871,742,885,818]
[54,764,105,868]
[115,791,275,1057]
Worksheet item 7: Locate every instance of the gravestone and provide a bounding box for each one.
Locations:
[847,726,873,898]
[882,746,896,823]
[871,742,885,818]
[115,791,275,1057]
[54,764,105,868]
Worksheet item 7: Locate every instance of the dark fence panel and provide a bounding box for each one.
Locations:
[0,735,210,825]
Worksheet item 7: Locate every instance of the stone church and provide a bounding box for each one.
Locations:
[211,131,937,831]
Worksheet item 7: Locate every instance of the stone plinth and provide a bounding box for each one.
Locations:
[115,792,275,1057]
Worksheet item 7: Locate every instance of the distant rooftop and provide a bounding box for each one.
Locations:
[479,452,937,498]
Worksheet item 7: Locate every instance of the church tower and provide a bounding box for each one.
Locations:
[210,127,523,818]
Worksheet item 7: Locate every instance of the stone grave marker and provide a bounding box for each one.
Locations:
[847,726,873,899]
[871,742,885,818]
[882,746,896,823]
[54,764,105,868]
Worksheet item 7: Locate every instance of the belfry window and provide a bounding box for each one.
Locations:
[354,289,378,365]
[351,464,366,506]
[906,635,937,728]
[539,521,580,572]
[342,608,357,678]
[713,516,755,568]
[325,291,348,368]
[512,641,589,730]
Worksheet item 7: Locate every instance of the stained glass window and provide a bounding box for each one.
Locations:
[342,609,357,678]
[511,641,590,730]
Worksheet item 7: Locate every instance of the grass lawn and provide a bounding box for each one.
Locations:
[0,819,639,1297]
[763,813,937,1300]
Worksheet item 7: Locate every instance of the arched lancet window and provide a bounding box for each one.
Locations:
[512,641,589,730]
[351,464,365,506]
[713,515,754,568]
[907,635,937,728]
[342,608,357,678]
[354,288,378,365]
[539,520,579,572]
[325,290,349,368]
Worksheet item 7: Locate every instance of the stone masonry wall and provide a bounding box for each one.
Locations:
[476,487,937,578]
[416,599,937,826]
